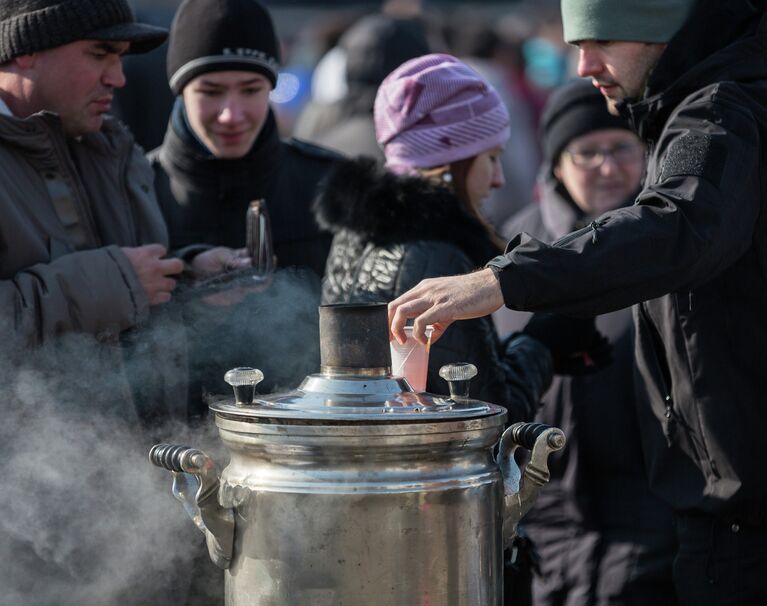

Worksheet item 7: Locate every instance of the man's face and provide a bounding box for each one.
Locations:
[28,40,128,137]
[182,71,272,159]
[576,41,666,114]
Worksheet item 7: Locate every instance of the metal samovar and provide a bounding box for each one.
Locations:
[151,303,564,605]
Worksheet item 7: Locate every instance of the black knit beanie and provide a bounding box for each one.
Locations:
[540,78,631,165]
[0,0,168,62]
[167,0,280,95]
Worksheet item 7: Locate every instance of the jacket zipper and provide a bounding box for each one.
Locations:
[638,303,678,446]
[638,302,720,480]
[671,294,719,480]
[552,217,609,248]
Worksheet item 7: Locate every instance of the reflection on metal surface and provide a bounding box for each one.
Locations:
[246,199,274,277]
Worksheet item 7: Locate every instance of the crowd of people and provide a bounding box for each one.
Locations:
[1,0,765,605]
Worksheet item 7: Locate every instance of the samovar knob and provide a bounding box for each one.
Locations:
[438,363,478,399]
[224,367,264,406]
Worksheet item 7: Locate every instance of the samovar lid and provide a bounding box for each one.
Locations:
[210,370,506,423]
[211,303,506,424]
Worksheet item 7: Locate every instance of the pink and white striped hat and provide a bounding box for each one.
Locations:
[374,53,510,175]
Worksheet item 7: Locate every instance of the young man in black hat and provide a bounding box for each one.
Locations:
[389,1,767,603]
[150,0,340,280]
[149,0,343,416]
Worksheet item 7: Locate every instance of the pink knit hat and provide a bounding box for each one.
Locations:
[374,53,510,175]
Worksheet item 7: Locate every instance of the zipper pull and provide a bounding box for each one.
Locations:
[590,220,601,244]
[663,395,676,447]
[709,459,721,479]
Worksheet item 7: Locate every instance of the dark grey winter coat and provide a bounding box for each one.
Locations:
[316,157,552,421]
[0,113,166,345]
[0,109,188,425]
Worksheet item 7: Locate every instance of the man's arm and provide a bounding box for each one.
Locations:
[390,87,761,342]
[1,244,182,346]
[389,268,504,344]
[493,89,760,315]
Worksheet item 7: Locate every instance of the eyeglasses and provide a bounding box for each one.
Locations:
[562,142,644,169]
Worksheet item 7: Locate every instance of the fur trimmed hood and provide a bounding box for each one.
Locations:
[313,156,502,266]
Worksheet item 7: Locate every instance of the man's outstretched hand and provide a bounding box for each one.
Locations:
[388,267,505,345]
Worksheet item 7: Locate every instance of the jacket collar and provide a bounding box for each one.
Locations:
[620,0,767,141]
[0,108,132,162]
[314,156,502,266]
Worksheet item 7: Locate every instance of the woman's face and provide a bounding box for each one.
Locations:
[555,128,645,216]
[463,145,505,211]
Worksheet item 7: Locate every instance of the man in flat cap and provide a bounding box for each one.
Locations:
[388,1,767,603]
[0,2,201,604]
[0,0,183,366]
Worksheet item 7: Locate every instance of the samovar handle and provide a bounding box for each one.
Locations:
[149,444,235,570]
[497,422,566,546]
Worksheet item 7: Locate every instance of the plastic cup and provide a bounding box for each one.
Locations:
[390,326,433,392]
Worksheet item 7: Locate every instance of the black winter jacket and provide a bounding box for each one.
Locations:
[316,157,552,421]
[149,101,338,277]
[147,102,341,411]
[506,177,676,597]
[488,0,767,516]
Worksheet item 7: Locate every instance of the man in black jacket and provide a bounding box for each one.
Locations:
[150,0,342,415]
[502,79,677,606]
[150,0,338,280]
[388,1,767,603]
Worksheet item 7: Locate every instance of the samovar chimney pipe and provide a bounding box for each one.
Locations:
[318,303,392,375]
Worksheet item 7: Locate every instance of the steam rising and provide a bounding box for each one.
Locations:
[0,268,321,606]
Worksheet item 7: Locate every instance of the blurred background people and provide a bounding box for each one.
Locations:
[496,78,679,606]
[294,13,431,162]
[447,13,540,230]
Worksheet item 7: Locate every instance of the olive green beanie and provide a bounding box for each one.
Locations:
[562,0,697,44]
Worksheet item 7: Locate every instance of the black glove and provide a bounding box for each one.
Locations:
[522,312,613,375]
